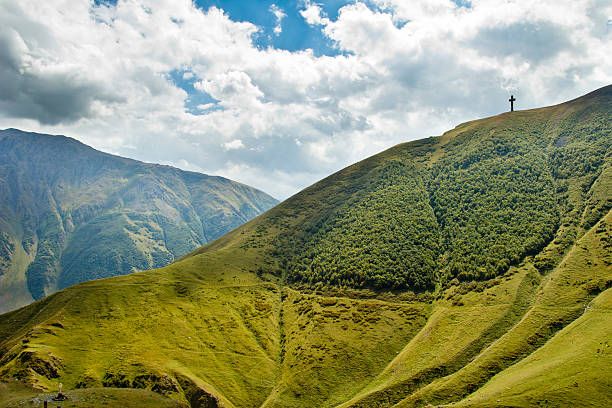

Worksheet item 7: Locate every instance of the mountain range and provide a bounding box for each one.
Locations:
[0,129,278,313]
[0,86,610,407]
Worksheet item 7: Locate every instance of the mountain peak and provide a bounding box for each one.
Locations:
[0,130,278,313]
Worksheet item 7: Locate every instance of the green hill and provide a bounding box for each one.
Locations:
[0,130,278,313]
[0,85,610,408]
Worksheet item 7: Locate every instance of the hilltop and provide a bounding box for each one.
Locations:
[0,130,277,313]
[0,86,610,407]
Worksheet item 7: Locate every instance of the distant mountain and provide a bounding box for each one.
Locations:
[0,86,610,408]
[0,129,278,313]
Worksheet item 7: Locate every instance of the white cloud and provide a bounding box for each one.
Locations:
[223,139,244,150]
[197,103,216,110]
[299,1,330,25]
[0,0,610,200]
[195,71,264,109]
[270,4,286,35]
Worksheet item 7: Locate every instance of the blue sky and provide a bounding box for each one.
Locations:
[96,0,474,56]
[1,0,611,199]
[97,0,351,55]
[193,0,472,55]
[198,0,347,55]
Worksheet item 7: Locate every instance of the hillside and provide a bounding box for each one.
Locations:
[0,129,278,313]
[0,85,610,408]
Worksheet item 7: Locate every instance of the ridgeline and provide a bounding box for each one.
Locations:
[0,130,277,313]
[0,86,610,407]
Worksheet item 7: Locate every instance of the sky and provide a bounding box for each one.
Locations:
[1,0,611,200]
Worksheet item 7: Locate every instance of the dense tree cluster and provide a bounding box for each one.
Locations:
[430,132,559,281]
[286,162,439,290]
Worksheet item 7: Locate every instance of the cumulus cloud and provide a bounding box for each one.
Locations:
[0,0,610,199]
[195,71,264,109]
[300,1,330,26]
[0,3,122,125]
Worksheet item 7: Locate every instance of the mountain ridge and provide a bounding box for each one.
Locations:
[0,85,610,408]
[0,129,278,313]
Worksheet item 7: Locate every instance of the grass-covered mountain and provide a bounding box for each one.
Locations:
[0,85,610,408]
[0,129,278,313]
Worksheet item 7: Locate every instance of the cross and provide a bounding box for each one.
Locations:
[509,95,516,112]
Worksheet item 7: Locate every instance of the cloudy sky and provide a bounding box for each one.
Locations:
[1,0,611,199]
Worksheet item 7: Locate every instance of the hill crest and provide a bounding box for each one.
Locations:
[0,85,610,408]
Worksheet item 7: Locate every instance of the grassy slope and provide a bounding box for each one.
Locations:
[445,215,612,408]
[0,238,34,313]
[0,248,429,408]
[0,379,187,408]
[390,210,612,408]
[0,86,610,407]
[0,130,278,313]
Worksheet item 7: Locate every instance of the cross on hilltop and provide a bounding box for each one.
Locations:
[509,95,516,112]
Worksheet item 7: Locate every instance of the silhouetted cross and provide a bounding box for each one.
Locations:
[509,95,516,112]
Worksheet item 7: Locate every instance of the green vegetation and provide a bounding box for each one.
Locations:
[0,380,187,407]
[0,232,14,273]
[286,161,439,289]
[0,130,278,313]
[1,85,611,407]
[429,125,559,281]
[251,88,609,290]
[449,276,612,408]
